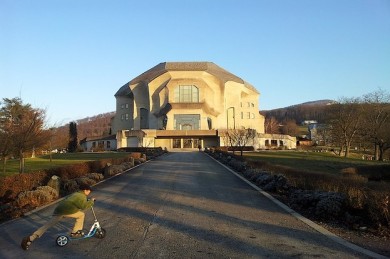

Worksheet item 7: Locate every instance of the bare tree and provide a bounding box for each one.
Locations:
[315,124,332,146]
[225,127,257,156]
[264,116,280,134]
[326,97,363,158]
[361,89,390,161]
[281,119,299,136]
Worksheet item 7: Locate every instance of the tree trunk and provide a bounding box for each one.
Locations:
[19,150,25,173]
[378,142,388,161]
[379,147,384,161]
[2,157,7,174]
[344,145,350,158]
[374,143,379,161]
[339,144,344,157]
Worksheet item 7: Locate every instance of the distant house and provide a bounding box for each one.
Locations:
[79,135,117,152]
[301,120,318,125]
[257,133,296,149]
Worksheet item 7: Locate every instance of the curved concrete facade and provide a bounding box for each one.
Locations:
[112,62,266,149]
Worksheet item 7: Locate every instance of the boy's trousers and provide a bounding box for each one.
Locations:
[30,211,85,240]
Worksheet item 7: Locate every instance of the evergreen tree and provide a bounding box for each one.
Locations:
[68,121,78,152]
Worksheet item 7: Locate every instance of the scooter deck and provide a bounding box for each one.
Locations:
[69,234,93,240]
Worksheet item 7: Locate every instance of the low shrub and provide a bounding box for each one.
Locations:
[0,171,48,200]
[86,173,104,182]
[15,186,58,208]
[62,179,79,194]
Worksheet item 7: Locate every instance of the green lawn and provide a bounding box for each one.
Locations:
[1,152,130,176]
[243,150,386,175]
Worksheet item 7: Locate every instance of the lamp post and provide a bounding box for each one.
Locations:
[49,128,54,162]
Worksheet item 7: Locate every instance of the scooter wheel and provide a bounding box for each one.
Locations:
[94,228,106,239]
[56,235,69,247]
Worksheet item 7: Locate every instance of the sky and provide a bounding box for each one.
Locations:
[1,0,389,126]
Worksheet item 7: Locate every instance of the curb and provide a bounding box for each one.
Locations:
[206,153,388,259]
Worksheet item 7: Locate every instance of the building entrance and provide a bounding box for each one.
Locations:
[172,138,202,149]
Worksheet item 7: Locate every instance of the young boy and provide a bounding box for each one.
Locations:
[21,183,95,250]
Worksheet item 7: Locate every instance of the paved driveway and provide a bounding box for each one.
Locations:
[0,152,381,258]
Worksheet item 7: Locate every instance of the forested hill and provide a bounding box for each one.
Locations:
[53,112,115,148]
[260,100,336,124]
[76,112,115,138]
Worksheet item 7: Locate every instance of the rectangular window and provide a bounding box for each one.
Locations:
[183,139,192,148]
[181,85,191,102]
[125,113,129,120]
[107,141,111,148]
[174,85,199,103]
[192,87,198,102]
[247,112,251,119]
[173,139,181,148]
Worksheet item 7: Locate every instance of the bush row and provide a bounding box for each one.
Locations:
[0,149,166,223]
[0,156,130,201]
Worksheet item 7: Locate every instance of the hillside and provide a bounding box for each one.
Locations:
[51,112,115,149]
[260,99,335,124]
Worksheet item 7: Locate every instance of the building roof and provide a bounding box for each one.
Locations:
[115,62,258,96]
[79,134,116,144]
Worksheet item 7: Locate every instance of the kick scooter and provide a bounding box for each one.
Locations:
[56,205,106,247]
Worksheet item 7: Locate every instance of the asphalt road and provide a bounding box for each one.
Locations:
[0,151,382,258]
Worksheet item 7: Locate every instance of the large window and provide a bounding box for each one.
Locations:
[140,108,149,129]
[174,114,200,130]
[174,85,199,103]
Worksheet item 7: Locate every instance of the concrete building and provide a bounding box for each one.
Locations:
[112,62,293,150]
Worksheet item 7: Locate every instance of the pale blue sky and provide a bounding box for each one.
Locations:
[1,0,389,126]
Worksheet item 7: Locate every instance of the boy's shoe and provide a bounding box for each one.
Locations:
[21,236,32,250]
[70,230,85,238]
